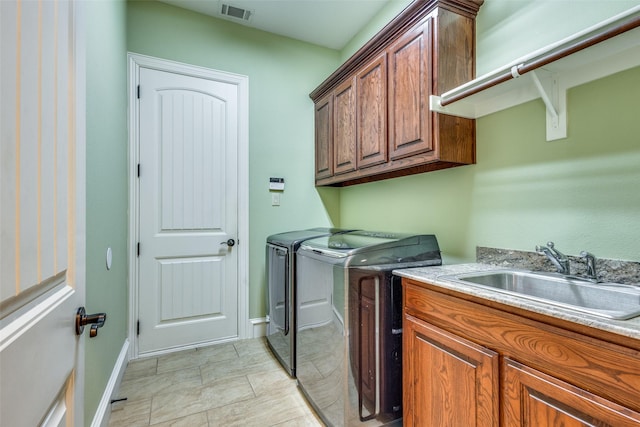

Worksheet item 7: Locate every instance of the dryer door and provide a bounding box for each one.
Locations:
[267,244,289,335]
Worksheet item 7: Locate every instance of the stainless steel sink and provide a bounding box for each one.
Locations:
[445,270,640,320]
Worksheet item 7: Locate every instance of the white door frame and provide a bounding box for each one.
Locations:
[127,53,249,359]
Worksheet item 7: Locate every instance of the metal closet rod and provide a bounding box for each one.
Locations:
[439,13,640,107]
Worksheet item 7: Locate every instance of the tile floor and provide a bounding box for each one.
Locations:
[108,338,324,427]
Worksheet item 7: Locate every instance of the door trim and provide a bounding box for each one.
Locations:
[127,53,249,359]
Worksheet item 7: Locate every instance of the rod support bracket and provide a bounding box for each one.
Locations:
[529,70,567,141]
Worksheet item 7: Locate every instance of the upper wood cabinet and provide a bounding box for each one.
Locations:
[311,0,483,186]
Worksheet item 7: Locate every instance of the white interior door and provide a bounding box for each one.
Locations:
[137,66,240,355]
[1,1,86,426]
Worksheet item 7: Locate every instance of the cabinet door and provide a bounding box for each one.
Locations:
[357,52,387,169]
[503,358,640,427]
[333,77,357,175]
[403,314,499,427]
[388,19,432,160]
[314,93,333,180]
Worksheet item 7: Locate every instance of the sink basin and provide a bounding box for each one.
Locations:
[446,270,640,320]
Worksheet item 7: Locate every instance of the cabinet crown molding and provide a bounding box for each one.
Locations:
[309,0,483,101]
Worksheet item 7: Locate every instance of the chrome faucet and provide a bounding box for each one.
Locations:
[580,251,598,281]
[536,241,570,275]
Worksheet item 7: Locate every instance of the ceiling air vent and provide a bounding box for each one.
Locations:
[220,3,253,22]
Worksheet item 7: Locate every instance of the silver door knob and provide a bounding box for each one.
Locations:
[220,239,235,247]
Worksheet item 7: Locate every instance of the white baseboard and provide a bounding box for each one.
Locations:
[249,317,267,338]
[90,339,130,427]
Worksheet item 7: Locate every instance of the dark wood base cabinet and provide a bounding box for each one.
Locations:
[311,0,483,187]
[402,278,640,427]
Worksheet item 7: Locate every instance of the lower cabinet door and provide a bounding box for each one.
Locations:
[503,358,640,427]
[403,314,499,427]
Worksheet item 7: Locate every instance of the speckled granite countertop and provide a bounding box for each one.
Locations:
[393,263,640,341]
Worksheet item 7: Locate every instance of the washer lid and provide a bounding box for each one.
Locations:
[266,228,349,247]
[299,231,441,265]
[326,231,408,251]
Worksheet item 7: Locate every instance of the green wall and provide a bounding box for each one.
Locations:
[126,0,341,318]
[340,0,413,61]
[338,1,640,264]
[85,0,129,424]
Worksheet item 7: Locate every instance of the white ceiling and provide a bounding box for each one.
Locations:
[158,0,392,50]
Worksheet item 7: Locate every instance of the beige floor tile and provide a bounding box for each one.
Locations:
[108,397,152,427]
[200,351,281,383]
[272,414,324,427]
[155,348,201,374]
[118,367,202,400]
[196,341,240,360]
[123,358,159,381]
[247,368,296,395]
[156,343,239,374]
[149,375,256,425]
[109,338,324,427]
[233,336,271,358]
[148,411,209,427]
[206,390,311,426]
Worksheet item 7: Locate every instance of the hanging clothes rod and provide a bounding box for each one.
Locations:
[439,7,640,107]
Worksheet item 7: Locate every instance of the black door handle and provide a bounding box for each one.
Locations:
[220,239,236,247]
[75,307,107,338]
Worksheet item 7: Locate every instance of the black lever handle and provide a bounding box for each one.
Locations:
[75,307,107,338]
[220,239,235,247]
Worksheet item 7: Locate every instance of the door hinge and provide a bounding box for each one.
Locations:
[137,320,140,335]
[137,85,140,99]
[137,242,140,257]
[137,163,140,178]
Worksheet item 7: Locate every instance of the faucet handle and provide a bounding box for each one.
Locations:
[547,241,566,258]
[536,241,556,252]
[580,251,598,281]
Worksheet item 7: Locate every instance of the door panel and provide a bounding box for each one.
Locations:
[333,77,357,175]
[357,53,387,169]
[314,94,333,180]
[1,1,85,426]
[138,67,239,354]
[158,90,223,231]
[503,358,640,427]
[403,314,499,427]
[388,19,433,160]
